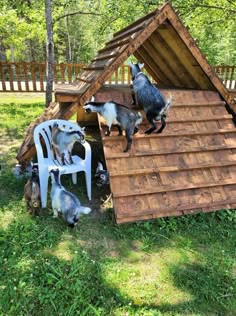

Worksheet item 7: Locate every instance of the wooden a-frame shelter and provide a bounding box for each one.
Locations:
[17,2,236,223]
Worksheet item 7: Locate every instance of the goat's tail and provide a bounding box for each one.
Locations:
[160,94,173,117]
[79,206,92,215]
[135,111,143,126]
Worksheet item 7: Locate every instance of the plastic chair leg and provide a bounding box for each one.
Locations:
[85,171,92,200]
[39,172,49,208]
[72,173,77,185]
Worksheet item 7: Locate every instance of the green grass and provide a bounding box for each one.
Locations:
[0,94,236,316]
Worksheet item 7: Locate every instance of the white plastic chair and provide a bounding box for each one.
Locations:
[34,119,91,208]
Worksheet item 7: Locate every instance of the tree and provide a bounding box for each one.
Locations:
[44,0,54,107]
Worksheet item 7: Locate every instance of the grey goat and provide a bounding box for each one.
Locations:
[50,169,91,227]
[129,62,172,134]
[51,123,85,165]
[95,162,109,187]
[83,98,142,152]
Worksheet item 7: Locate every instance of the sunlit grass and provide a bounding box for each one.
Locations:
[0,93,235,315]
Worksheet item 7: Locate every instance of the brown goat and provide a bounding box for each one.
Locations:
[24,164,41,215]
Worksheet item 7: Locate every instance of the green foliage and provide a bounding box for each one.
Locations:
[0,0,235,64]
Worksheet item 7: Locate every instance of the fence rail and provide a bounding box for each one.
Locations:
[0,62,235,92]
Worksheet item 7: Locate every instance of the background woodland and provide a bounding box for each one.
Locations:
[0,0,235,66]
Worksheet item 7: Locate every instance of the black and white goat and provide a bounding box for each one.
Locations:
[51,123,85,165]
[129,62,172,134]
[50,169,91,227]
[95,162,109,187]
[83,98,142,152]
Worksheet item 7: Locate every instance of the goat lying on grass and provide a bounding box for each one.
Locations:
[24,163,41,215]
[50,168,91,227]
[83,98,142,152]
[95,162,109,187]
[51,123,85,165]
[129,62,172,134]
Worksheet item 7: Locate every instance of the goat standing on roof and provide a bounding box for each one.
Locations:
[83,97,142,152]
[129,62,172,134]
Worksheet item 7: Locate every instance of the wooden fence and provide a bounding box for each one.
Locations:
[0,62,235,92]
[0,62,86,93]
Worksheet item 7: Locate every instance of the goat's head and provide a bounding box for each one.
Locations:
[50,168,60,185]
[83,96,96,114]
[72,129,86,144]
[128,61,144,80]
[94,162,109,187]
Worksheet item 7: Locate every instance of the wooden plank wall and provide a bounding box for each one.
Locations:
[94,86,236,223]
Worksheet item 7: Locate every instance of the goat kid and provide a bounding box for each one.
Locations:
[50,168,91,227]
[51,123,85,165]
[24,163,41,215]
[129,62,172,134]
[83,99,142,152]
[95,162,109,187]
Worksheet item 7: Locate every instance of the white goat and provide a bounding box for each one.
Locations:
[51,123,86,165]
[50,168,91,227]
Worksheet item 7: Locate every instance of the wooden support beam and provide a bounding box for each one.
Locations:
[82,66,105,71]
[77,77,94,83]
[92,53,119,62]
[98,39,130,54]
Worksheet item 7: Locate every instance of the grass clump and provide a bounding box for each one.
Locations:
[0,94,235,316]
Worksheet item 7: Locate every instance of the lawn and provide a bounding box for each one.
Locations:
[0,93,235,316]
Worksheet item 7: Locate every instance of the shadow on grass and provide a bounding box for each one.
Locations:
[0,206,235,315]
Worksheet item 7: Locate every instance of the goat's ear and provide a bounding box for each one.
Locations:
[96,162,104,172]
[91,96,95,102]
[81,126,86,134]
[138,63,144,69]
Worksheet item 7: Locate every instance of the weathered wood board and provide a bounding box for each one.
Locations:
[94,86,236,223]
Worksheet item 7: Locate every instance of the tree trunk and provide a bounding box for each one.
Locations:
[44,0,54,107]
